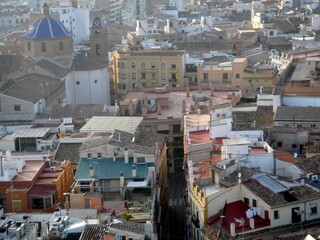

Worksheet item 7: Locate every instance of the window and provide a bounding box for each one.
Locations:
[41,42,46,52]
[171,64,176,69]
[236,74,240,78]
[311,124,316,128]
[27,42,31,51]
[310,203,317,215]
[12,200,22,211]
[141,73,146,80]
[152,73,156,80]
[132,73,136,79]
[116,235,126,240]
[292,144,297,149]
[88,153,92,158]
[59,41,63,51]
[252,199,257,207]
[244,197,249,205]
[277,142,282,148]
[284,124,289,127]
[297,124,302,128]
[96,43,100,55]
[97,153,102,158]
[171,73,176,80]
[14,105,21,111]
[274,210,279,219]
[223,73,228,80]
[121,73,126,79]
[151,63,156,69]
[161,63,165,69]
[120,62,125,69]
[131,63,135,68]
[270,31,274,36]
[137,157,145,163]
[141,63,145,68]
[161,73,166,80]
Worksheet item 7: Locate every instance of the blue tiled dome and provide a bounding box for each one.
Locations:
[22,17,73,39]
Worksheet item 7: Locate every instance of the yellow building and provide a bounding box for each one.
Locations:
[112,50,185,100]
[197,58,278,94]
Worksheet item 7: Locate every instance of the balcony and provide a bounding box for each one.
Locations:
[169,67,178,72]
[169,78,177,82]
[140,67,157,73]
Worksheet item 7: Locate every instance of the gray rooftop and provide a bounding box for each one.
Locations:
[2,73,63,103]
[12,127,50,138]
[274,106,320,122]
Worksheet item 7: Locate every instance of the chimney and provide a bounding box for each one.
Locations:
[128,100,134,116]
[132,164,137,177]
[89,165,94,177]
[249,218,255,229]
[230,223,236,237]
[182,100,186,113]
[124,146,129,164]
[186,87,190,97]
[210,86,214,97]
[142,106,148,117]
[157,104,162,115]
[120,171,124,194]
[209,98,213,109]
[194,99,199,110]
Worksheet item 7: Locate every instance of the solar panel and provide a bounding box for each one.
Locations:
[255,174,288,193]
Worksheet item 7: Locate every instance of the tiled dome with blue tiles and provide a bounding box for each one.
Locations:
[22,3,72,39]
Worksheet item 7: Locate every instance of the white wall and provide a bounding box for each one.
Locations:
[282,96,320,107]
[208,185,241,217]
[66,67,110,105]
[275,159,302,180]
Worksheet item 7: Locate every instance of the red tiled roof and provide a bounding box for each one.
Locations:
[274,149,296,163]
[222,200,270,234]
[28,185,56,196]
[189,130,210,144]
[193,155,221,180]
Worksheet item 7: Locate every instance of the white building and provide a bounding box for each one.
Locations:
[121,0,146,27]
[65,53,110,105]
[50,0,90,45]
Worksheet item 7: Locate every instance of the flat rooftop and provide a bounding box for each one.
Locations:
[122,88,237,120]
[80,116,143,134]
[11,160,44,182]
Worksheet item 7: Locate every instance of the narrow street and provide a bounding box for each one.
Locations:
[162,170,186,240]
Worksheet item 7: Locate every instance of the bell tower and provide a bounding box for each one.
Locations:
[89,17,108,63]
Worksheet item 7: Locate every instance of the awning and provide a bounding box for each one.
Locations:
[28,185,56,196]
[127,181,148,188]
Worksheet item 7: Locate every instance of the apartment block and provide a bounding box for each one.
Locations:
[113,50,185,100]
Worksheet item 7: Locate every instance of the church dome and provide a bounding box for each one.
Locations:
[22,17,73,39]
